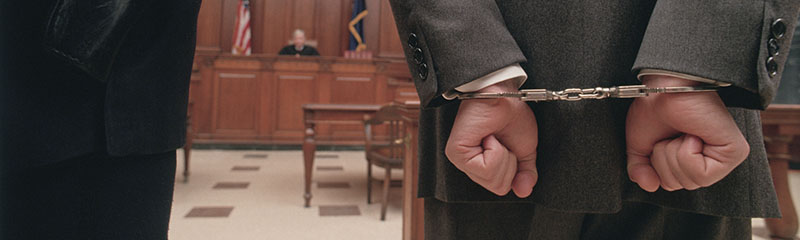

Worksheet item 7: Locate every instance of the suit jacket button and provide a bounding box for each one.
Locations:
[772,18,787,39]
[413,48,424,64]
[766,57,778,77]
[408,33,419,48]
[768,38,780,56]
[418,63,428,80]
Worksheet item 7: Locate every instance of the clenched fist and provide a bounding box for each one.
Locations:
[626,75,750,192]
[445,80,539,197]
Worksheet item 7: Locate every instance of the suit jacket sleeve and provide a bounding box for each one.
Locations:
[632,0,800,109]
[44,0,153,82]
[389,0,527,108]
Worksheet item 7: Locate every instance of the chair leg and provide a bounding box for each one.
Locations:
[367,162,372,204]
[381,167,391,221]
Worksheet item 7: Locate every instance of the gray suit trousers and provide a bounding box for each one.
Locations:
[425,199,750,240]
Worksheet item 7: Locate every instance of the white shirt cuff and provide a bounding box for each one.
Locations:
[442,64,528,100]
[637,69,732,86]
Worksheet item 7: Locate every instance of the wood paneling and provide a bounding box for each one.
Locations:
[331,76,375,104]
[261,0,290,55]
[190,0,414,144]
[377,0,403,58]
[249,0,264,54]
[315,0,344,56]
[363,0,381,54]
[329,74,376,138]
[190,55,412,144]
[196,0,222,51]
[191,54,217,135]
[292,0,317,39]
[219,0,239,54]
[275,74,317,138]
[195,0,405,58]
[214,72,260,134]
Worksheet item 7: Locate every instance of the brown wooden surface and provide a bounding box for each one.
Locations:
[396,100,423,240]
[761,104,800,239]
[195,0,403,58]
[301,104,382,207]
[183,101,194,183]
[188,55,413,144]
[191,0,411,144]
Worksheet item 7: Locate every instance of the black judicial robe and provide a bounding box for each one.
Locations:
[278,45,320,56]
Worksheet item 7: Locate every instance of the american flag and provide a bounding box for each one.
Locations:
[232,0,252,55]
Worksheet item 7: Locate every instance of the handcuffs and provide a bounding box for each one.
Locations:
[456,85,723,102]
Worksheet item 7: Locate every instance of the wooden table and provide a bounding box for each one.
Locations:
[761,104,800,239]
[301,103,382,208]
[395,100,424,240]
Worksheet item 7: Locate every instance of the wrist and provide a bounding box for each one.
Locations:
[477,79,518,94]
[641,75,702,88]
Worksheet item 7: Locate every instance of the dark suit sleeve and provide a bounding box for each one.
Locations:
[44,0,153,82]
[632,0,800,109]
[309,47,320,56]
[389,0,527,108]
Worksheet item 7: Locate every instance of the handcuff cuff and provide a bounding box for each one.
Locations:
[456,85,723,102]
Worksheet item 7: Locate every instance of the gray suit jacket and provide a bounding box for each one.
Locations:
[390,0,800,218]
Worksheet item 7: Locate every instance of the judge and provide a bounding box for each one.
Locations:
[279,29,320,56]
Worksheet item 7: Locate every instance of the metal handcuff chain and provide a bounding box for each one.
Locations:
[456,85,723,102]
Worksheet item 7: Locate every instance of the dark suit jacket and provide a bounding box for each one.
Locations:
[0,0,201,168]
[390,0,800,218]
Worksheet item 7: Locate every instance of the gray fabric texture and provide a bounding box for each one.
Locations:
[424,198,752,240]
[389,0,800,218]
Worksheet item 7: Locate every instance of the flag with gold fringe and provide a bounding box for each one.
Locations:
[348,0,367,52]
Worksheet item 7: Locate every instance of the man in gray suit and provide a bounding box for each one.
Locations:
[390,0,800,239]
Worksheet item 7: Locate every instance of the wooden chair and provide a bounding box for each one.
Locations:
[364,104,405,220]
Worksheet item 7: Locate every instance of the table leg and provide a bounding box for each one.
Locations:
[303,123,316,208]
[765,135,798,239]
[183,139,191,183]
[403,122,424,240]
[767,159,798,239]
[183,114,192,183]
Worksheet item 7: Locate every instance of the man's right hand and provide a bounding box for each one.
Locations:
[626,76,750,192]
[445,80,539,198]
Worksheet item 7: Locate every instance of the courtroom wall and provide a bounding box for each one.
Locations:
[196,0,404,58]
[188,0,414,144]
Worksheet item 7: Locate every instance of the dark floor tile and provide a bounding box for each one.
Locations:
[231,166,260,171]
[243,154,268,159]
[185,207,233,218]
[316,165,344,171]
[369,180,403,188]
[319,205,361,217]
[315,154,339,159]
[390,180,403,188]
[213,182,250,189]
[317,181,351,189]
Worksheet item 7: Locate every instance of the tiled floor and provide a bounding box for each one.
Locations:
[169,149,800,240]
[170,149,403,240]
